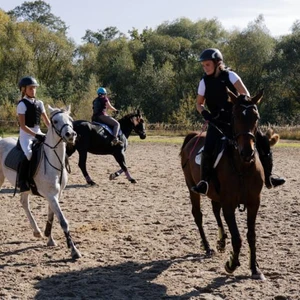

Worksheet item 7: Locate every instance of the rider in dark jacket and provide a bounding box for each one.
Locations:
[191,48,286,195]
[92,87,122,146]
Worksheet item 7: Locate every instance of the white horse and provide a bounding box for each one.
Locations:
[0,105,81,260]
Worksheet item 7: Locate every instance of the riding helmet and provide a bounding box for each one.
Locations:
[97,87,107,95]
[18,76,39,90]
[198,48,223,62]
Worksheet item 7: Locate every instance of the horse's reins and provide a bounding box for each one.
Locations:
[42,110,74,184]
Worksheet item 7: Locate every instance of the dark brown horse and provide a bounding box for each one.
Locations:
[180,90,279,280]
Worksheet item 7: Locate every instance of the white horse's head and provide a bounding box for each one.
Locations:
[48,105,77,145]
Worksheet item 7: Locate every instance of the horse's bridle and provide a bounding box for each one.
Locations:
[232,104,260,143]
[50,110,74,143]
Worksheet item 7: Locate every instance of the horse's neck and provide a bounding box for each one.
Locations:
[44,128,66,161]
[119,119,132,138]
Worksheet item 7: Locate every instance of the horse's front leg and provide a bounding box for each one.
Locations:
[78,150,96,186]
[223,207,241,274]
[44,205,56,246]
[113,151,136,183]
[211,200,227,252]
[190,192,214,257]
[47,195,81,260]
[19,193,42,238]
[247,202,266,280]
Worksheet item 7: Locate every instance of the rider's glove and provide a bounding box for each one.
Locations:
[201,110,213,122]
[35,133,46,143]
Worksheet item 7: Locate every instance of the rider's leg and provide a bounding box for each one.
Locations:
[191,151,214,195]
[18,156,30,192]
[256,130,285,189]
[191,125,217,195]
[98,115,123,146]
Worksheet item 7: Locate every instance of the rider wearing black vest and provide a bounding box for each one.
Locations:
[191,48,285,195]
[17,76,50,192]
[19,99,42,127]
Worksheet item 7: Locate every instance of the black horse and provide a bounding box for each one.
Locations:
[66,110,146,185]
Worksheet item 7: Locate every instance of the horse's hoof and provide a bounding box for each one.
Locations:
[129,178,137,183]
[33,231,43,238]
[225,261,237,274]
[252,269,266,280]
[87,181,97,186]
[205,248,216,258]
[109,173,117,180]
[217,239,227,252]
[71,248,82,260]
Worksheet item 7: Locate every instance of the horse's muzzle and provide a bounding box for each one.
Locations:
[65,131,77,145]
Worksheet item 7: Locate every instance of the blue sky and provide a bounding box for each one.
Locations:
[0,0,299,44]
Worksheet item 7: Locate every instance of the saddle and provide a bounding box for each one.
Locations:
[91,122,126,147]
[5,140,43,196]
[195,137,227,168]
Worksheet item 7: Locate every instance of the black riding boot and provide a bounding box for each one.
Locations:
[191,152,213,195]
[18,157,30,192]
[259,152,286,189]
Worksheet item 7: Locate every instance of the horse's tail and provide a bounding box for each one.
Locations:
[179,132,198,157]
[266,128,280,147]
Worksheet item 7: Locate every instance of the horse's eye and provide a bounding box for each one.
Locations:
[53,120,58,124]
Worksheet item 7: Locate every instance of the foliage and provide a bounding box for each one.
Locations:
[0,2,300,129]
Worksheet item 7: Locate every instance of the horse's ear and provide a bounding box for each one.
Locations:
[137,109,141,117]
[66,104,71,114]
[227,88,238,104]
[48,105,55,114]
[252,89,264,104]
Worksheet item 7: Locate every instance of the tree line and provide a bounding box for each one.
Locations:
[0,0,300,127]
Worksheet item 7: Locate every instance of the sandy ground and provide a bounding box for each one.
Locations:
[0,140,299,300]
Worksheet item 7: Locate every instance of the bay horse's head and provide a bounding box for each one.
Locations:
[228,90,263,163]
[131,110,146,140]
[48,105,77,145]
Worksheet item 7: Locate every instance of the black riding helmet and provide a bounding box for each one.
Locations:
[198,48,223,62]
[18,76,39,91]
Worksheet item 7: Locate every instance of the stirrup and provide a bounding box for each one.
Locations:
[111,138,123,146]
[191,180,209,195]
[267,175,286,189]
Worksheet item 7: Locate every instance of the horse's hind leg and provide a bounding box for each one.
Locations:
[211,200,227,252]
[190,193,214,257]
[20,193,42,238]
[44,205,57,246]
[78,150,96,186]
[223,208,241,274]
[247,202,266,280]
[47,195,81,260]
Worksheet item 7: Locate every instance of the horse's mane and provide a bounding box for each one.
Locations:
[266,128,280,147]
[179,132,198,157]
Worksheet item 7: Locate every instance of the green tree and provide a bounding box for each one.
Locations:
[7,0,67,33]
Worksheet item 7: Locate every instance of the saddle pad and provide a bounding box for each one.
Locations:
[92,122,123,136]
[5,146,24,171]
[195,147,204,165]
[195,146,224,168]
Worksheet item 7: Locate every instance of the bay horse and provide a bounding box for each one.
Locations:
[0,105,81,260]
[66,110,146,186]
[180,90,278,280]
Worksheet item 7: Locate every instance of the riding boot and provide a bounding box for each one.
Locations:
[259,151,286,189]
[18,157,30,192]
[191,152,213,195]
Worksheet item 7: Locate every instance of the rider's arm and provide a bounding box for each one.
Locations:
[18,114,36,136]
[106,99,118,112]
[196,79,206,114]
